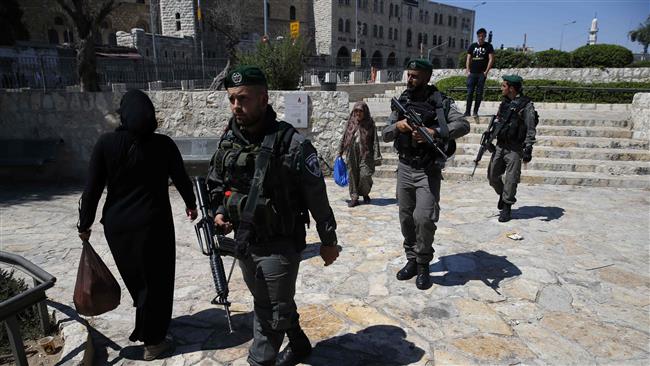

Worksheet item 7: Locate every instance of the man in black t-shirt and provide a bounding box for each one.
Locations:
[465,28,495,116]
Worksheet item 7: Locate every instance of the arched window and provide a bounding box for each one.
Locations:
[289,6,296,20]
[175,13,181,31]
[338,18,344,32]
[345,19,350,33]
[54,16,64,26]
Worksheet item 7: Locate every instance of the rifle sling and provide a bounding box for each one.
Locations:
[491,98,531,143]
[242,131,277,217]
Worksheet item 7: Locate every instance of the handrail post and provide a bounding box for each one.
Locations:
[5,315,28,366]
[33,278,52,334]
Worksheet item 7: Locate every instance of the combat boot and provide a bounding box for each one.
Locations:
[276,329,312,366]
[415,263,430,290]
[498,204,512,222]
[497,196,504,210]
[396,259,417,280]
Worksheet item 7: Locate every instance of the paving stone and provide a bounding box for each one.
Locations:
[450,334,536,363]
[537,284,574,312]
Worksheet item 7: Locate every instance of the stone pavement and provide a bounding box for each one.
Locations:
[1,178,649,365]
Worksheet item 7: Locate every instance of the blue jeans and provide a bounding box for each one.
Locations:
[466,73,486,114]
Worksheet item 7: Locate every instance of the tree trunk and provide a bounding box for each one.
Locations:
[77,36,99,91]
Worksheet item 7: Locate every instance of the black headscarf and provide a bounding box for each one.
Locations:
[116,89,157,139]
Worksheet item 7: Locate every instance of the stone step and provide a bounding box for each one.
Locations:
[378,144,650,161]
[373,117,631,128]
[379,135,649,150]
[373,165,650,189]
[374,123,633,138]
[378,155,650,175]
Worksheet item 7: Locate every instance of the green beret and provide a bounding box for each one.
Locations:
[502,74,524,85]
[224,65,267,88]
[406,59,433,72]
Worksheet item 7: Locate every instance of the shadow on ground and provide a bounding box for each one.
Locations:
[428,250,521,293]
[0,184,83,205]
[118,308,253,362]
[512,205,565,221]
[309,325,425,365]
[301,242,344,262]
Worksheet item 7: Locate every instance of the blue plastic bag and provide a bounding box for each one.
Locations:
[333,156,348,187]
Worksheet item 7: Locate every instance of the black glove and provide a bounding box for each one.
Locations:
[523,145,533,163]
[234,212,255,259]
[487,142,496,154]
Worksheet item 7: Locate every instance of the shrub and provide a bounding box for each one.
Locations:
[457,51,467,69]
[630,60,650,67]
[533,50,572,67]
[434,76,650,104]
[237,36,306,90]
[492,49,533,69]
[571,44,634,68]
[0,269,44,355]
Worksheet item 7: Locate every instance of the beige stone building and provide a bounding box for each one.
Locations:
[314,0,475,69]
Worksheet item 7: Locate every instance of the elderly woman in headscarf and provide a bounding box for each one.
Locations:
[338,101,382,207]
[77,89,197,361]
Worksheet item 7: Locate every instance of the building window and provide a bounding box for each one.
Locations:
[290,6,296,20]
[406,28,412,47]
[380,0,384,13]
[54,16,64,26]
[432,34,437,45]
[175,13,181,31]
[388,27,392,39]
[345,19,350,33]
[434,13,438,24]
[448,15,452,26]
[338,18,344,32]
[425,11,429,24]
[389,4,393,17]
[408,7,412,21]
[345,0,350,5]
[417,32,422,45]
[423,34,428,45]
[373,24,377,37]
[363,23,368,35]
[438,35,442,45]
[419,10,423,22]
[453,17,457,28]
[394,29,398,40]
[448,36,452,47]
[48,29,59,44]
[379,26,383,38]
[373,0,378,13]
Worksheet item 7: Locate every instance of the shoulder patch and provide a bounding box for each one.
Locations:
[304,152,322,178]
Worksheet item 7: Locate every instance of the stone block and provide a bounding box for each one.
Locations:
[181,80,195,90]
[52,92,68,111]
[30,93,42,110]
[148,81,163,90]
[42,94,54,110]
[111,83,127,93]
[349,71,364,84]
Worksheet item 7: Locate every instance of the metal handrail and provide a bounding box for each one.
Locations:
[447,86,650,93]
[0,251,57,366]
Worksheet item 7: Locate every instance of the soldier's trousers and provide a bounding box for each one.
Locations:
[396,161,441,264]
[239,248,302,366]
[487,146,522,205]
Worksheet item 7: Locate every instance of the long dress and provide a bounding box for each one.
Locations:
[344,126,382,200]
[78,91,196,345]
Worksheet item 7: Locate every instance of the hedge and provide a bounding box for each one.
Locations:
[533,50,572,67]
[435,76,650,103]
[572,44,634,68]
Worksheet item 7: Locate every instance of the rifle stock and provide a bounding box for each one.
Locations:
[471,115,497,177]
[193,177,234,333]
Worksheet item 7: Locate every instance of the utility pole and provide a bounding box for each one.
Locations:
[149,0,159,80]
[263,0,269,36]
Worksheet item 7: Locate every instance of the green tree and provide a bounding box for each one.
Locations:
[534,50,572,68]
[571,44,633,68]
[205,0,243,90]
[629,16,650,55]
[55,0,117,91]
[0,0,29,45]
[238,36,306,90]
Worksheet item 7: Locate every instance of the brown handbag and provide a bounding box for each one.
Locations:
[73,240,121,316]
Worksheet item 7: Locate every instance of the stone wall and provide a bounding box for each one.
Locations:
[116,28,196,60]
[428,67,650,83]
[631,93,650,140]
[0,90,348,181]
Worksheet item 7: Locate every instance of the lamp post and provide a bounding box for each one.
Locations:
[560,20,576,51]
[470,2,487,44]
[427,41,449,61]
[149,0,159,81]
[263,0,269,37]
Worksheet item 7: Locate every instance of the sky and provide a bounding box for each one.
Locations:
[441,0,650,53]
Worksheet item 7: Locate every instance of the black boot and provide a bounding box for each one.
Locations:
[396,259,417,280]
[415,263,431,290]
[498,204,512,222]
[497,196,504,210]
[276,329,312,366]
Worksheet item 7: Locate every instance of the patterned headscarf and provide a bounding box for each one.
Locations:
[340,101,375,159]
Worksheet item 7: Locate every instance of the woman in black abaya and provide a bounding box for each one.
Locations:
[77,90,197,360]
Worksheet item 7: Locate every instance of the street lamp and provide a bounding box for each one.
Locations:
[427,42,449,61]
[470,2,487,43]
[473,2,487,8]
[560,20,576,51]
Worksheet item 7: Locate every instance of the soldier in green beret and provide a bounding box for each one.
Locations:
[487,75,538,222]
[207,65,340,365]
[382,59,470,289]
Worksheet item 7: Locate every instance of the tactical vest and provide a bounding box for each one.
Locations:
[496,96,533,147]
[394,88,455,168]
[212,121,306,241]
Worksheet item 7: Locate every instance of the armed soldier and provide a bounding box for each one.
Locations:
[206,66,339,366]
[383,59,470,290]
[487,75,538,222]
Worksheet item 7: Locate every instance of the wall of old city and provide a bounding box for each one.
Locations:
[428,67,650,83]
[0,90,349,181]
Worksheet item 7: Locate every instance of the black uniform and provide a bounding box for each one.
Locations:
[383,85,469,268]
[206,105,337,366]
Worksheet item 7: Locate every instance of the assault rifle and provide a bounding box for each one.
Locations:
[471,115,499,177]
[193,176,238,333]
[390,97,450,160]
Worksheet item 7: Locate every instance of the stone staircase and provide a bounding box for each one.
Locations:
[361,87,650,189]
